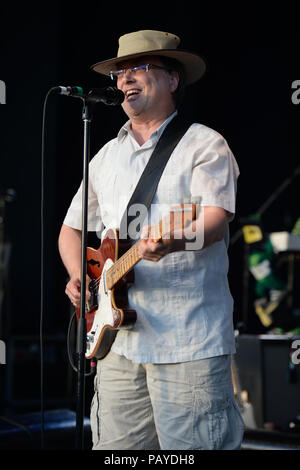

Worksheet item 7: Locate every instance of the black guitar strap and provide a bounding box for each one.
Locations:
[119,113,192,241]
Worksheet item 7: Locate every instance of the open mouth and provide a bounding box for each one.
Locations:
[125,89,141,100]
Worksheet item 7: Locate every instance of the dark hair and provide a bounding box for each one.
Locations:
[159,56,186,107]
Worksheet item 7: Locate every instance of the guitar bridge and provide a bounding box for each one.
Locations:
[87,332,95,343]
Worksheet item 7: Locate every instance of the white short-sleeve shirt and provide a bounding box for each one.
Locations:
[64,112,240,363]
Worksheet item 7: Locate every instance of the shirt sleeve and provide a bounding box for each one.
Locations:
[190,126,239,220]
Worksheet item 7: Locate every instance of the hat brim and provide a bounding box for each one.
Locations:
[91,49,206,85]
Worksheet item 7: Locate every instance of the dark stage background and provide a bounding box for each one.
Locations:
[0,1,300,440]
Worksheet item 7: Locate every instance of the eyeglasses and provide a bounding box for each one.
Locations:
[109,63,170,81]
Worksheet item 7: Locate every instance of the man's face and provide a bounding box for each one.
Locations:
[113,56,179,119]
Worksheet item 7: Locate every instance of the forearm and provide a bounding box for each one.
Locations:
[139,206,228,261]
[167,206,228,252]
[58,224,82,277]
[186,206,228,250]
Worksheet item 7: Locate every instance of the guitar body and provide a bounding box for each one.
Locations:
[76,228,137,360]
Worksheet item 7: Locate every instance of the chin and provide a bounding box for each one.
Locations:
[122,102,143,118]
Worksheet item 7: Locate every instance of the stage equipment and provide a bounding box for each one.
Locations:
[235,333,300,431]
[230,164,300,330]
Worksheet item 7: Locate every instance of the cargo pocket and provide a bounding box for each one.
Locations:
[192,383,231,450]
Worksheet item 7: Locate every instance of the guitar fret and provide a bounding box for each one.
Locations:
[107,241,141,289]
[106,204,196,290]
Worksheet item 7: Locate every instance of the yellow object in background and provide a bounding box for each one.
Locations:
[242,225,263,244]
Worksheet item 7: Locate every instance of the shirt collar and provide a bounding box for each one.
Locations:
[117,110,178,144]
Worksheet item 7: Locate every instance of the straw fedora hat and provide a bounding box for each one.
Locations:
[91,30,206,85]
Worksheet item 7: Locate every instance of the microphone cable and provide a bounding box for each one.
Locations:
[40,87,56,449]
[67,309,96,376]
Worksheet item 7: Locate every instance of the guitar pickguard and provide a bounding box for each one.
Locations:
[86,258,122,359]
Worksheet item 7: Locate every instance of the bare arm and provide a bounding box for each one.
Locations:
[58,224,90,307]
[194,206,228,248]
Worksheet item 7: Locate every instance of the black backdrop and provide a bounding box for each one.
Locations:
[1,3,300,413]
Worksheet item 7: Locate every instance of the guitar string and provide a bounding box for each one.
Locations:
[104,217,167,285]
[88,234,163,292]
[89,241,141,288]
[87,227,175,290]
[104,220,177,285]
[87,213,188,290]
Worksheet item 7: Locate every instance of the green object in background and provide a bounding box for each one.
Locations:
[291,217,300,236]
[248,238,285,298]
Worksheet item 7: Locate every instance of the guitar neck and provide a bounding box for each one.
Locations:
[106,240,142,290]
[106,203,196,290]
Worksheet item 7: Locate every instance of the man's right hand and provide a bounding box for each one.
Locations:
[65,274,91,308]
[58,225,92,309]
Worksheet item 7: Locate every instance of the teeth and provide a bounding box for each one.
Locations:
[126,90,140,97]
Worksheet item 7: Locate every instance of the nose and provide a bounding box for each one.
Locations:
[118,68,136,85]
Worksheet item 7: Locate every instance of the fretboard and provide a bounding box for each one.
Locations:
[105,203,196,290]
[106,240,142,290]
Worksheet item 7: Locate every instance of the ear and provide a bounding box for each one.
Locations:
[168,71,180,93]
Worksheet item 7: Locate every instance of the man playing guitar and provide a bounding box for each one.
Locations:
[58,30,244,450]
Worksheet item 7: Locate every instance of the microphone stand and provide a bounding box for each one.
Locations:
[75,96,94,450]
[57,86,123,449]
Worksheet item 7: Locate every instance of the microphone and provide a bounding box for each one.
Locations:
[53,86,84,97]
[87,87,124,106]
[52,86,124,105]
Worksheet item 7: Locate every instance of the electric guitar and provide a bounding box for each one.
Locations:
[76,203,196,360]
